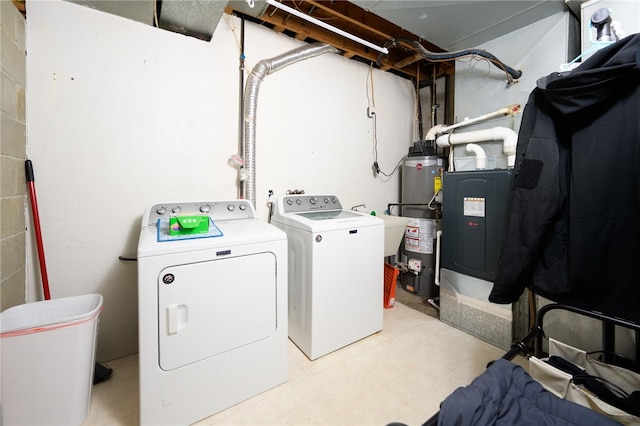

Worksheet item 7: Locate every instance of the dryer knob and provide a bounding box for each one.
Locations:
[156,206,167,215]
[227,204,236,211]
[199,204,211,213]
[172,206,181,214]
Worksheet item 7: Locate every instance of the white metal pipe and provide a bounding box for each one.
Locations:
[435,126,518,168]
[465,143,487,170]
[434,230,442,286]
[424,104,519,141]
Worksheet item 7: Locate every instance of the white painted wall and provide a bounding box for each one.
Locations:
[440,11,575,171]
[26,0,413,360]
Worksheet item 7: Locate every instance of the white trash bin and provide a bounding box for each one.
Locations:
[1,294,103,426]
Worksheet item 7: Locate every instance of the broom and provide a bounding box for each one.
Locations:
[25,160,113,384]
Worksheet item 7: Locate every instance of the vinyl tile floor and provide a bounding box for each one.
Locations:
[82,302,525,425]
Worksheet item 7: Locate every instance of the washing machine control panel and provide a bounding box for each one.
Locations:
[279,195,342,214]
[145,200,255,226]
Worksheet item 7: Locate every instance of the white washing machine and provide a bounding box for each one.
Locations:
[137,200,287,425]
[270,194,384,360]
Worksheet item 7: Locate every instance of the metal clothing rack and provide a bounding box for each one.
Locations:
[420,303,640,426]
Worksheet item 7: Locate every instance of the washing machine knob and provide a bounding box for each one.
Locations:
[324,197,329,204]
[286,199,293,205]
[239,203,247,211]
[156,206,167,215]
[172,206,181,214]
[199,204,211,213]
[310,197,317,205]
[331,197,337,203]
[296,198,302,205]
[227,204,236,211]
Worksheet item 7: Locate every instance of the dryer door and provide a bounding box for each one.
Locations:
[157,252,277,371]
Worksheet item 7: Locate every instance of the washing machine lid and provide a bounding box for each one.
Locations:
[296,210,362,221]
[270,195,383,233]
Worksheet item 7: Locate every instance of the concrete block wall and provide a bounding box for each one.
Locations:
[1,1,26,310]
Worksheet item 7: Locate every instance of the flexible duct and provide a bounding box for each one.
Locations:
[435,127,518,168]
[243,43,340,207]
[393,38,522,83]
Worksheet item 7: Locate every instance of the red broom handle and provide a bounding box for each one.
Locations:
[25,160,51,301]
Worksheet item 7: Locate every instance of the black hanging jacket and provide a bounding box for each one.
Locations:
[490,34,640,323]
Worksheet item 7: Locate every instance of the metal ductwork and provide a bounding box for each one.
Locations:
[67,1,156,25]
[227,0,268,18]
[67,0,233,41]
[243,43,340,208]
[157,0,230,41]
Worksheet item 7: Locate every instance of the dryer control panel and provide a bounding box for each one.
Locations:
[276,195,343,214]
[143,200,255,226]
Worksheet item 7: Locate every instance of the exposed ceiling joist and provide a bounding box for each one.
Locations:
[227,0,456,87]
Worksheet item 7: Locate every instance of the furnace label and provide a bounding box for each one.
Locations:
[463,197,485,218]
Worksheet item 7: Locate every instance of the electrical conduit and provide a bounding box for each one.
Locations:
[393,38,522,84]
[243,43,340,207]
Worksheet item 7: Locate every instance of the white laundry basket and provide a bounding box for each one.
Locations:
[0,294,103,426]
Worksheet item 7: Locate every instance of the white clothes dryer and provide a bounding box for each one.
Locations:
[270,194,384,360]
[137,200,287,425]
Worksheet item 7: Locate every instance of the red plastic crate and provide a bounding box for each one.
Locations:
[384,263,399,309]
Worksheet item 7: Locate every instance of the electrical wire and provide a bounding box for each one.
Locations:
[366,63,375,110]
[290,0,339,22]
[153,1,159,27]
[369,100,406,178]
[427,188,441,211]
[374,153,408,178]
[365,63,407,178]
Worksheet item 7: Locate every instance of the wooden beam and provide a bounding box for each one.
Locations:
[257,8,382,62]
[303,0,392,40]
[225,2,456,86]
[298,0,447,53]
[394,53,423,69]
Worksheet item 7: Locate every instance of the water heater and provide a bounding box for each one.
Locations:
[399,142,443,299]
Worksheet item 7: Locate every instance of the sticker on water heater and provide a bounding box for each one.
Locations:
[463,197,485,217]
[404,218,435,254]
